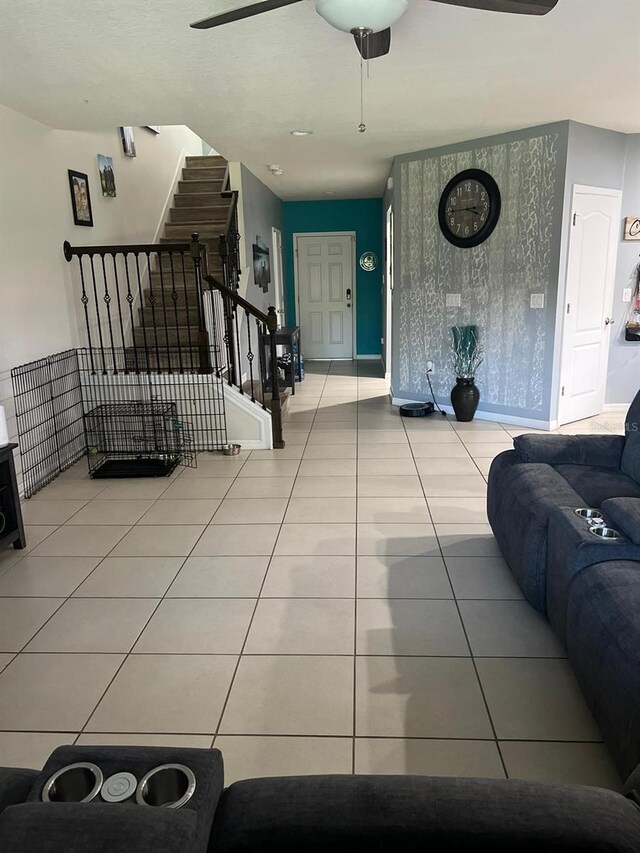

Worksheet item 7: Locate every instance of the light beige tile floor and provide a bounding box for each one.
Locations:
[0,361,622,791]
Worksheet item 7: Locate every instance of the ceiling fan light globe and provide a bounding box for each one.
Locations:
[315,0,408,33]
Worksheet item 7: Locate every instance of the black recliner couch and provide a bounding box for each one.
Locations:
[1,744,640,852]
[487,390,640,783]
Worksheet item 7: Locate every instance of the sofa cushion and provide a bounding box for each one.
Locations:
[211,775,640,852]
[554,464,640,507]
[621,391,640,483]
[0,802,196,853]
[566,561,640,781]
[602,498,640,544]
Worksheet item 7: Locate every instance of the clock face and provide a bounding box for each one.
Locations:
[438,169,501,248]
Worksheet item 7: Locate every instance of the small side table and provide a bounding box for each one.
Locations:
[0,444,26,552]
[262,326,301,395]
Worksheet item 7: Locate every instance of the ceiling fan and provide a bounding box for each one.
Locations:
[190,0,559,59]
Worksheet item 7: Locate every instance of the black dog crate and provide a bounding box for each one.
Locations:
[84,401,187,478]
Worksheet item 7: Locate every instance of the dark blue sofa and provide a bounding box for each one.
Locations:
[487,390,640,783]
[1,745,640,851]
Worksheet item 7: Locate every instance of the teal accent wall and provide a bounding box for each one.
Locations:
[282,198,383,355]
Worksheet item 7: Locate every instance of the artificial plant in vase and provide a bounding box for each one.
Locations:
[450,325,483,422]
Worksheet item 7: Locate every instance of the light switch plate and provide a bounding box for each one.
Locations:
[446,293,462,308]
[530,293,545,309]
[623,287,633,303]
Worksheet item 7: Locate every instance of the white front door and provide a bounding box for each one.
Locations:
[271,227,285,325]
[296,234,354,359]
[558,186,622,425]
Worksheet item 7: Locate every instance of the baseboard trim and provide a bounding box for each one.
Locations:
[391,396,555,430]
[602,403,630,413]
[356,355,382,361]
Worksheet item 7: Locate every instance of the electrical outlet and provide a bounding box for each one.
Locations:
[426,361,434,372]
[446,293,461,308]
[623,287,633,303]
[530,293,545,309]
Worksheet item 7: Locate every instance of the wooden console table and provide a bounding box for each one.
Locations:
[0,444,26,552]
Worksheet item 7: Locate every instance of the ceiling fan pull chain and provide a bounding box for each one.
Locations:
[358,33,366,133]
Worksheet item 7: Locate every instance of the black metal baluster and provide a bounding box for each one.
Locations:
[110,252,127,372]
[157,251,172,373]
[134,252,150,374]
[123,253,140,374]
[146,251,162,374]
[257,318,268,411]
[223,294,236,387]
[179,251,195,373]
[246,309,256,403]
[168,253,185,374]
[99,253,117,373]
[190,234,211,374]
[88,255,107,374]
[233,304,242,391]
[77,257,96,374]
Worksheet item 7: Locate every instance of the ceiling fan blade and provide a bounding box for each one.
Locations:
[353,28,392,59]
[430,0,558,14]
[190,0,304,30]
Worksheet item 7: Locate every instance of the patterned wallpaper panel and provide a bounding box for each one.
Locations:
[396,133,560,415]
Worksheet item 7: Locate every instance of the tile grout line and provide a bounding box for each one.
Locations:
[210,365,328,749]
[66,448,247,744]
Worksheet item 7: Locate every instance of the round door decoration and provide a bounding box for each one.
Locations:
[359,251,378,272]
[438,168,501,248]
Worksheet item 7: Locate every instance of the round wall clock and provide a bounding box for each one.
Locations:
[438,169,501,248]
[359,251,378,272]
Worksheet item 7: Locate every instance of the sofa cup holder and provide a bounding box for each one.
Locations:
[135,763,196,809]
[574,508,603,520]
[42,762,103,803]
[589,526,621,540]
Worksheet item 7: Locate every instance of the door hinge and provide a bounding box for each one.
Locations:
[566,303,571,314]
[572,212,577,226]
[561,386,565,397]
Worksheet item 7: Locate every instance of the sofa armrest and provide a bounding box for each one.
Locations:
[0,768,38,815]
[602,497,640,544]
[514,434,625,468]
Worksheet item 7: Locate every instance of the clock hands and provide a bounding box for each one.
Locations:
[452,206,482,216]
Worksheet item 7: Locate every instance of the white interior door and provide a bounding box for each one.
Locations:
[558,186,622,425]
[296,234,354,359]
[271,227,285,325]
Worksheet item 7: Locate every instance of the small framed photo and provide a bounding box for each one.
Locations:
[97,154,116,197]
[120,126,136,157]
[624,216,640,241]
[68,170,93,227]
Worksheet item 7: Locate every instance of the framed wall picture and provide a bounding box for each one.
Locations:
[97,154,116,197]
[120,126,136,157]
[68,170,93,227]
[252,236,271,293]
[624,216,640,241]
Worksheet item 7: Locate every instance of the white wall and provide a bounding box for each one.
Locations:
[607,134,640,406]
[0,104,204,490]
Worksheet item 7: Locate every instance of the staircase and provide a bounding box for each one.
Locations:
[130,155,231,371]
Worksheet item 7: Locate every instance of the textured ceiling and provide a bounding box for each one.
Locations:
[1,0,638,199]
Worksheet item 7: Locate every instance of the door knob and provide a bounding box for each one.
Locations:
[605,317,615,325]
